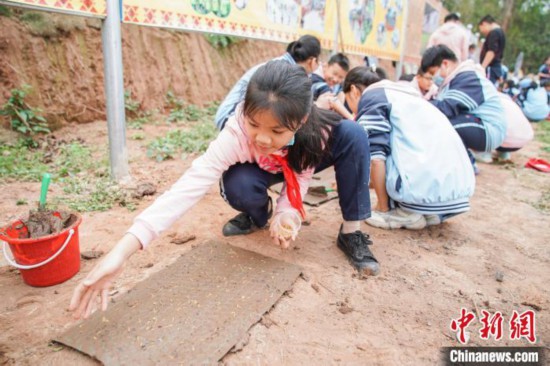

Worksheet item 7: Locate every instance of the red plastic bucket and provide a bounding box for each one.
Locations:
[0,212,81,287]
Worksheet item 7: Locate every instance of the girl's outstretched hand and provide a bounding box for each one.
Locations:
[69,234,141,319]
[269,211,301,249]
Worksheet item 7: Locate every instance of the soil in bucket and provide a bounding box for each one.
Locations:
[1,209,82,287]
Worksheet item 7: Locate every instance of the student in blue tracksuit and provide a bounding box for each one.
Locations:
[516,79,550,122]
[214,35,321,130]
[421,45,506,166]
[343,67,475,230]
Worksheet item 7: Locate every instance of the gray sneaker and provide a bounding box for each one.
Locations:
[424,214,442,226]
[365,208,426,230]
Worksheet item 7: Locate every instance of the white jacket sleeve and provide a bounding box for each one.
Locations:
[127,126,247,248]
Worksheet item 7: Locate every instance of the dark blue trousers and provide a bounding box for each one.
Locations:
[220,120,371,226]
[449,114,488,152]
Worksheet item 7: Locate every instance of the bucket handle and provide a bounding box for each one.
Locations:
[2,229,75,270]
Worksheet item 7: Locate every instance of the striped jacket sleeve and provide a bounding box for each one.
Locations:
[430,71,485,118]
[356,89,392,160]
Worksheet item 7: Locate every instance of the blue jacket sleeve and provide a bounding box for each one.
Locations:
[430,71,485,119]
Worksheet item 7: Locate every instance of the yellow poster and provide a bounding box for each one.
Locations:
[122,0,336,50]
[2,0,106,16]
[121,0,406,60]
[338,0,407,60]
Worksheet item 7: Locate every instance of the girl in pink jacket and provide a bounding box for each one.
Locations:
[70,61,379,319]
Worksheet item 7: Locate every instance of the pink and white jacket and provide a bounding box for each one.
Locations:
[427,22,470,62]
[127,106,314,248]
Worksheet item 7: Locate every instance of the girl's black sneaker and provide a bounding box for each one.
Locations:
[337,227,380,276]
[222,198,273,236]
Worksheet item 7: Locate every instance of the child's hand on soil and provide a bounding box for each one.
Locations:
[69,250,125,319]
[69,233,141,319]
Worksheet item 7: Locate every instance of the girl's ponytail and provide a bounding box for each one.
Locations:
[286,35,321,63]
[288,106,339,172]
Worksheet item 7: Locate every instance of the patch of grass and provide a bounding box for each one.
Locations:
[147,120,218,161]
[535,121,550,154]
[165,92,211,123]
[1,137,137,213]
[55,175,135,212]
[131,132,146,140]
[20,11,59,37]
[55,142,96,177]
[0,5,12,17]
[0,138,49,181]
[16,199,28,206]
[532,188,550,213]
[124,90,141,118]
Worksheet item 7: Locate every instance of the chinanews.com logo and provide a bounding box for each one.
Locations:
[442,308,546,365]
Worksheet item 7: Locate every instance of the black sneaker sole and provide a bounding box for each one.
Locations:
[337,238,380,276]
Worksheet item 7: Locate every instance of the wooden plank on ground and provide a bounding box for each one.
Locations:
[56,240,302,365]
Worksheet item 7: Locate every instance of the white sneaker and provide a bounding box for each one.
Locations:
[497,151,511,161]
[365,208,426,230]
[473,151,493,164]
[424,214,441,226]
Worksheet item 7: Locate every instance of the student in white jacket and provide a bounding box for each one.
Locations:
[343,67,476,230]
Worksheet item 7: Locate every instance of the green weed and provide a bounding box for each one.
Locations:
[205,34,240,49]
[1,85,50,136]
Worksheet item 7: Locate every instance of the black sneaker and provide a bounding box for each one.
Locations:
[337,226,380,276]
[222,198,273,237]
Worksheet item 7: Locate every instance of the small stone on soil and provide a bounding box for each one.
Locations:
[170,234,196,245]
[81,250,104,260]
[495,271,504,282]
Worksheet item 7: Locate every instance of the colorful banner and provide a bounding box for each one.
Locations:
[1,0,106,17]
[122,0,408,60]
[336,0,407,60]
[122,0,334,49]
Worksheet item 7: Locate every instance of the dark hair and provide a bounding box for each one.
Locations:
[328,53,350,72]
[478,15,495,25]
[286,35,321,63]
[243,60,339,172]
[399,73,415,81]
[444,13,460,22]
[421,45,458,72]
[343,66,382,93]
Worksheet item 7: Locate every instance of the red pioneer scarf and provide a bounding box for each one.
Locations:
[270,154,306,219]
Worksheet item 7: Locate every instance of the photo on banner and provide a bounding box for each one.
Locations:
[338,0,407,60]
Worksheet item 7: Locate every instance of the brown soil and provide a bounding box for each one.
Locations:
[0,11,395,129]
[0,119,549,365]
[0,12,286,125]
[23,210,73,238]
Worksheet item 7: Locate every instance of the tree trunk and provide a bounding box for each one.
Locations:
[501,0,515,32]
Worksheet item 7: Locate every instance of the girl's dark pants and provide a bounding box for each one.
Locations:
[220,120,372,226]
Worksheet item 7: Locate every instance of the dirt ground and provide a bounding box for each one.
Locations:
[0,120,549,365]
